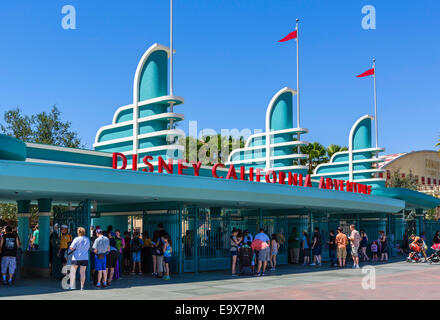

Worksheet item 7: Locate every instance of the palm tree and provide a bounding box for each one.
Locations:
[326,144,348,159]
[301,142,327,174]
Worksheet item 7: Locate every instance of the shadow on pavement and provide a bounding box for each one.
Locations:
[0,255,408,298]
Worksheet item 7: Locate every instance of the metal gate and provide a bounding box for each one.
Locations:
[142,208,180,273]
[51,201,91,278]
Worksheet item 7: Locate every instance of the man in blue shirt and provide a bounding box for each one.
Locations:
[243,230,253,246]
[254,228,270,276]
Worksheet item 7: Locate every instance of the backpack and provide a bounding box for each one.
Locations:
[132,238,142,252]
[155,241,163,256]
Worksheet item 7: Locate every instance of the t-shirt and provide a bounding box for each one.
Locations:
[115,237,124,252]
[254,232,270,243]
[328,235,336,250]
[92,236,110,255]
[164,244,172,257]
[70,236,90,261]
[243,234,253,245]
[350,230,361,247]
[289,232,301,248]
[130,238,144,252]
[313,232,322,247]
[109,237,118,251]
[230,236,239,252]
[124,237,131,252]
[60,233,72,249]
[336,233,348,249]
[302,235,309,249]
[371,243,378,252]
[33,230,40,245]
[2,233,17,257]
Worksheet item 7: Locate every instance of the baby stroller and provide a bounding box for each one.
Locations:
[427,243,440,264]
[239,246,253,275]
[407,243,423,263]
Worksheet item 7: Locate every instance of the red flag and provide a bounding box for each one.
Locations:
[278,30,297,42]
[356,68,375,77]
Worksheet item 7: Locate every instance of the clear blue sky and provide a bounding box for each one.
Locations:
[0,0,439,154]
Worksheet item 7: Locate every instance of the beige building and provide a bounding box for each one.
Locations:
[379,150,440,216]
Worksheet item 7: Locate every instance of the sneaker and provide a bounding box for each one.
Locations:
[310,263,316,266]
[2,279,7,285]
[138,272,142,275]
[232,274,238,277]
[256,273,261,277]
[261,272,265,276]
[355,265,360,269]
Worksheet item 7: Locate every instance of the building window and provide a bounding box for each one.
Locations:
[416,175,419,183]
[428,178,431,185]
[434,179,437,185]
[387,170,391,179]
[402,173,406,178]
[422,177,425,184]
[379,172,383,178]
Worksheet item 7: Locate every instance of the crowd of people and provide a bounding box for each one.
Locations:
[289,225,390,268]
[230,228,282,276]
[56,223,173,290]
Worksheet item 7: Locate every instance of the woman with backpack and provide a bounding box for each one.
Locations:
[130,232,144,275]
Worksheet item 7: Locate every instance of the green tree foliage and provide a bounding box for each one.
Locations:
[405,210,417,236]
[1,106,83,148]
[386,168,418,190]
[300,142,327,174]
[326,144,348,159]
[179,134,245,165]
[0,203,39,224]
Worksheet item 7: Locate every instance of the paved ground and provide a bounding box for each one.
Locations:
[0,257,438,300]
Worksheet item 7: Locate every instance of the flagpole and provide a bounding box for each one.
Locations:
[170,0,174,97]
[373,58,378,149]
[296,18,300,154]
[169,0,175,130]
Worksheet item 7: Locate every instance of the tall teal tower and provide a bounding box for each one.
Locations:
[93,43,184,168]
[226,87,309,176]
[312,115,386,189]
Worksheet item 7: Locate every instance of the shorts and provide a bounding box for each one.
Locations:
[60,248,67,264]
[94,255,107,271]
[351,245,359,257]
[132,251,141,262]
[72,260,88,267]
[312,245,321,256]
[1,256,16,275]
[164,256,171,264]
[231,251,237,257]
[337,247,347,259]
[258,247,270,262]
[107,251,118,268]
